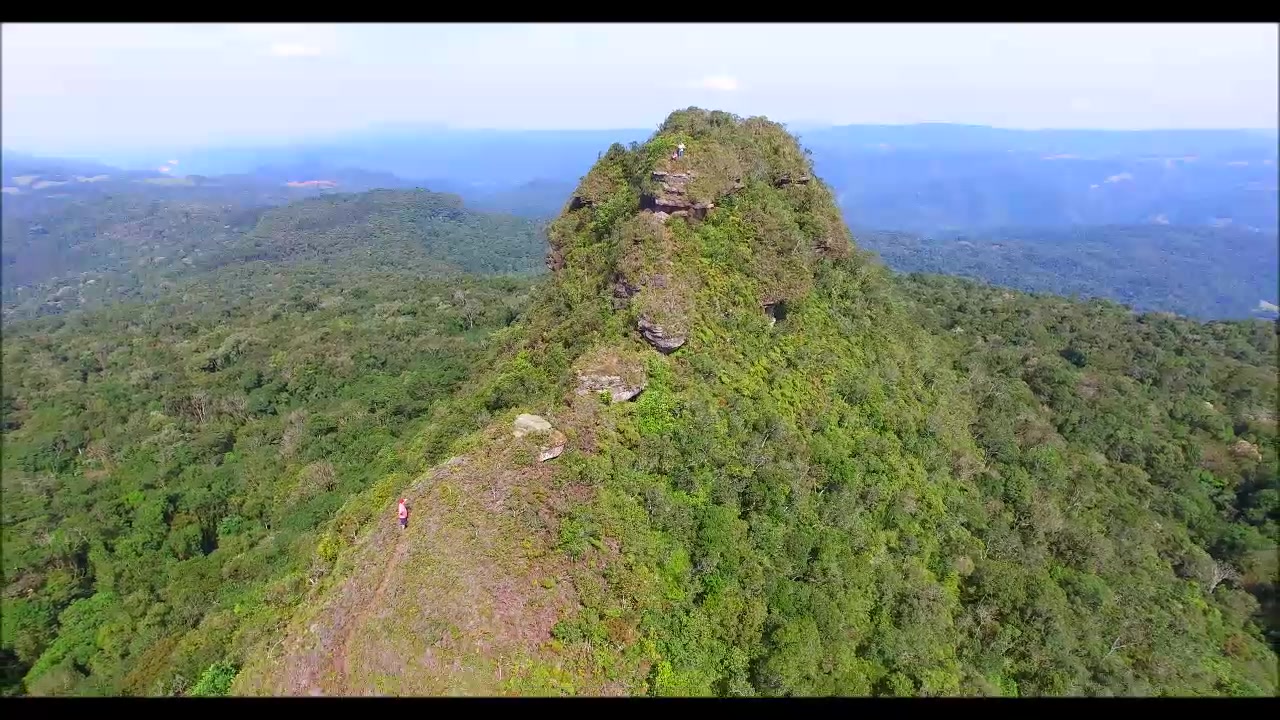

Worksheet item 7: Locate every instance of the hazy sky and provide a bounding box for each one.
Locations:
[3,23,1277,154]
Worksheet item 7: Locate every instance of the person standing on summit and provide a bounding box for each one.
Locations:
[397,497,409,530]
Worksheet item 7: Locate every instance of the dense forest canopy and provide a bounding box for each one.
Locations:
[1,188,547,323]
[1,263,535,696]
[1,109,1276,697]
[858,225,1280,321]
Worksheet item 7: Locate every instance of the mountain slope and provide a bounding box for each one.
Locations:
[857,225,1280,320]
[226,189,547,276]
[2,188,547,323]
[234,109,1275,696]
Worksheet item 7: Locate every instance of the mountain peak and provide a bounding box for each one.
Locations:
[548,108,853,353]
[237,109,884,696]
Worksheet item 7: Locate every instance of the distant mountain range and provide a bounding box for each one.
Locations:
[1,151,428,222]
[8,123,1277,233]
[5,123,1276,322]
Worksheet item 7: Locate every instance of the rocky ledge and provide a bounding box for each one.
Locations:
[637,316,686,353]
[642,171,715,220]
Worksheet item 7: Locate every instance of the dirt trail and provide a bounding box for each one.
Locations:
[243,444,631,697]
[334,522,411,683]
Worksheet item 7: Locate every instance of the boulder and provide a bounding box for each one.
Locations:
[538,429,567,462]
[638,316,686,353]
[512,415,567,461]
[612,276,639,299]
[611,276,639,310]
[512,413,553,438]
[576,374,646,403]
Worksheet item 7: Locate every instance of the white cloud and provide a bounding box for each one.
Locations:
[231,24,340,58]
[698,74,739,92]
[167,159,179,165]
[1104,172,1134,184]
[270,42,323,58]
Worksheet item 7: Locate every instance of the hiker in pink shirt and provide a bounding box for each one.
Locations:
[397,498,409,530]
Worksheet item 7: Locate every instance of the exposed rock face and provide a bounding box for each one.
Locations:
[611,275,639,310]
[512,414,553,438]
[576,374,646,403]
[642,171,715,220]
[775,174,811,187]
[571,347,649,406]
[637,316,686,353]
[762,299,787,326]
[513,414,566,462]
[547,246,566,272]
[539,430,567,462]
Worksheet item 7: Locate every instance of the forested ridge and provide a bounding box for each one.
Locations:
[2,188,547,323]
[859,225,1279,321]
[2,109,1276,696]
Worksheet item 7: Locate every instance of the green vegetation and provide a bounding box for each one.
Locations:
[230,189,547,276]
[899,274,1278,695]
[3,109,1275,697]
[859,225,1280,321]
[2,188,547,323]
[1,259,535,695]
[236,109,1277,696]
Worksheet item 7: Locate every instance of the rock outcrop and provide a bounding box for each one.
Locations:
[763,300,781,326]
[512,413,566,462]
[547,246,566,272]
[571,347,649,404]
[637,316,685,353]
[775,173,811,187]
[604,213,695,354]
[539,430,567,461]
[576,374,646,403]
[512,413,553,437]
[642,171,715,220]
[611,275,639,310]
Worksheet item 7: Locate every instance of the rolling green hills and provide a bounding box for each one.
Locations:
[857,225,1279,321]
[1,189,547,323]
